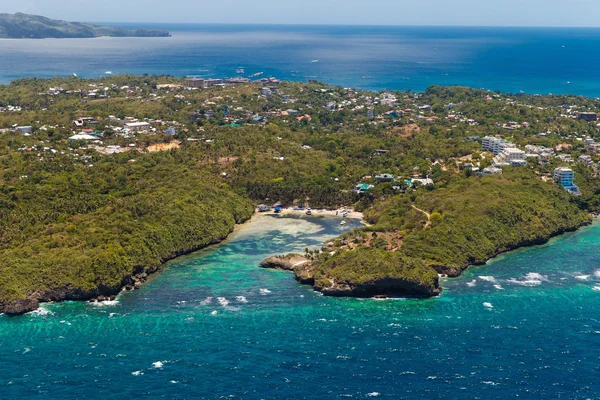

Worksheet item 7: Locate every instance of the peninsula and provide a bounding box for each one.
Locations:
[0,74,599,314]
[0,13,170,38]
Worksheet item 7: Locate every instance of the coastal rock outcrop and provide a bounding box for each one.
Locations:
[260,253,440,298]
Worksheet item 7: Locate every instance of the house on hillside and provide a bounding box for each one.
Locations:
[354,183,374,193]
[375,173,395,182]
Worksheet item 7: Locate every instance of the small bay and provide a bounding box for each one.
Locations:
[2,214,600,399]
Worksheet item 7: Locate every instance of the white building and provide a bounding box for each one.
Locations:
[15,126,33,134]
[482,136,516,155]
[494,147,527,167]
[124,122,151,132]
[482,166,503,175]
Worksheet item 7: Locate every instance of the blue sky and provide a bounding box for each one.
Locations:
[2,0,598,27]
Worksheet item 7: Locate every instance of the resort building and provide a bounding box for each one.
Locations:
[482,136,516,155]
[577,112,598,122]
[185,78,205,88]
[493,147,527,167]
[124,122,151,132]
[482,166,503,175]
[205,79,224,87]
[554,167,579,194]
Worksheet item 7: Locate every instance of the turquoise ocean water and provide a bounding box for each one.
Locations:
[2,24,600,96]
[2,214,600,399]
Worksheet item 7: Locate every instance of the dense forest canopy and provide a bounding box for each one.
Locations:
[0,74,599,313]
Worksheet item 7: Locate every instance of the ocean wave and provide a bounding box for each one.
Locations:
[479,276,497,283]
[28,306,54,316]
[366,392,380,397]
[152,361,164,369]
[90,300,119,307]
[507,272,548,286]
[483,302,493,309]
[131,370,144,376]
[236,296,248,303]
[259,288,272,295]
[593,286,600,292]
[466,279,477,287]
[217,297,229,307]
[493,285,504,290]
[210,310,218,315]
[575,275,590,280]
[200,297,213,305]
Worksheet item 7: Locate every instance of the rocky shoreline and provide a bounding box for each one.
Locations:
[0,221,250,316]
[260,255,441,298]
[431,219,592,278]
[261,218,594,299]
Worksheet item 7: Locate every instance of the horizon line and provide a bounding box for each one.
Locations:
[89,21,600,29]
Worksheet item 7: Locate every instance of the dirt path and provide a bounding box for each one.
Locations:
[412,205,432,228]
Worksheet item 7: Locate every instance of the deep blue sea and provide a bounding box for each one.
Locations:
[2,214,600,399]
[2,24,600,95]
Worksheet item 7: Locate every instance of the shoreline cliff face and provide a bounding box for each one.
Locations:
[260,216,593,299]
[260,252,441,298]
[0,216,252,316]
[0,13,170,39]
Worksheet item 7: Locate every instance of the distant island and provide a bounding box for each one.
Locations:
[0,13,170,38]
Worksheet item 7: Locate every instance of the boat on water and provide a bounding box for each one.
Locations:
[250,72,264,78]
[310,60,319,63]
[236,67,245,74]
[340,220,347,226]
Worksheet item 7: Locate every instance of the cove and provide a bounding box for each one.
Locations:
[2,215,600,399]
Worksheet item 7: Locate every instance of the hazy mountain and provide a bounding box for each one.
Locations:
[0,13,170,38]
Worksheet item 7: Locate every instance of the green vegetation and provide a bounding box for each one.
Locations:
[1,74,600,312]
[0,146,253,312]
[312,248,439,296]
[0,13,170,38]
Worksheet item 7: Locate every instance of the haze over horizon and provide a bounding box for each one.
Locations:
[1,0,598,28]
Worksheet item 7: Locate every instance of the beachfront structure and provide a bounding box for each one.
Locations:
[482,136,516,155]
[185,78,205,88]
[493,147,527,167]
[124,122,151,132]
[554,167,579,193]
[205,79,224,87]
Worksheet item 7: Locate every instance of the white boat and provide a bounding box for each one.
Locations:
[340,220,347,226]
[236,67,245,74]
[250,72,264,78]
[310,60,319,63]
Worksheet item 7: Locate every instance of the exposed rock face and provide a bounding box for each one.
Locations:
[316,277,440,298]
[260,255,440,298]
[1,298,40,316]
